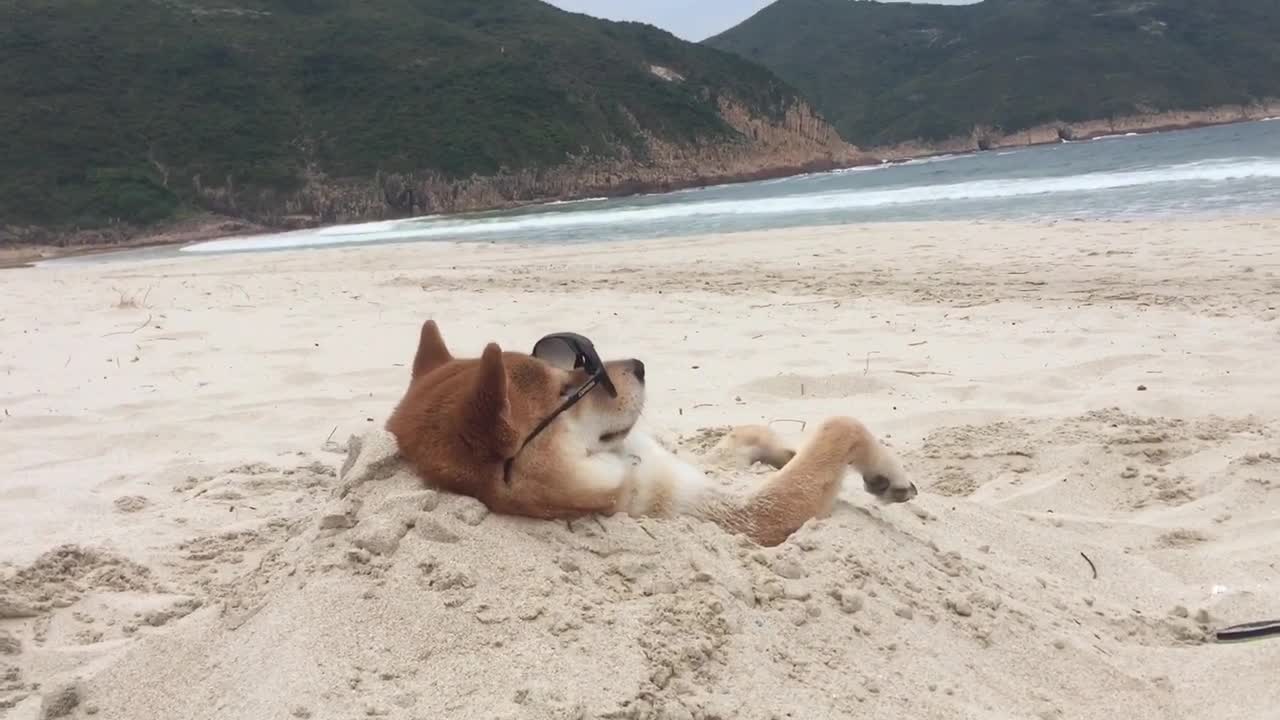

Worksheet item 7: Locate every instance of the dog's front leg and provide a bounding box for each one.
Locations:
[610,431,719,518]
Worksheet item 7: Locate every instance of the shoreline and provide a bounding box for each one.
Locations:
[5,111,1276,266]
[0,214,267,270]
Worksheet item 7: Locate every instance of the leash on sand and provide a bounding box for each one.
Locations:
[1213,619,1280,643]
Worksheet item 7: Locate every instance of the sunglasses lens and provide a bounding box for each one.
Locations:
[532,336,581,370]
[532,333,617,398]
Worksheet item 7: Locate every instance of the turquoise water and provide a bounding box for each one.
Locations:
[153,119,1280,257]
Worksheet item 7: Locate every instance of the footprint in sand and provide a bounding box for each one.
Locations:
[1155,529,1211,548]
[113,495,150,513]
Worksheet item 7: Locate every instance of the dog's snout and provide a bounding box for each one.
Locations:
[631,359,645,383]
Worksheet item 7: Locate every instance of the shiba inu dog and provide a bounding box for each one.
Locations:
[386,322,916,546]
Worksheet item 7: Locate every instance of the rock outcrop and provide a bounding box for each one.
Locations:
[195,99,867,228]
[871,101,1280,161]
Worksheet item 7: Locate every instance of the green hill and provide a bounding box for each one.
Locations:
[707,0,1280,148]
[0,0,855,237]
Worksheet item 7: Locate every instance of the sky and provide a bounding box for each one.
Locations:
[546,0,978,41]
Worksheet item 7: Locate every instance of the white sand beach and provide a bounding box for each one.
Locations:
[2,218,1279,719]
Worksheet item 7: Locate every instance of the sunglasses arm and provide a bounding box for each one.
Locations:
[502,375,602,484]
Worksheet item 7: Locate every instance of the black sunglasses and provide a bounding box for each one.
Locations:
[503,332,617,484]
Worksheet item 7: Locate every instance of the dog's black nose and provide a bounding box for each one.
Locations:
[632,359,645,383]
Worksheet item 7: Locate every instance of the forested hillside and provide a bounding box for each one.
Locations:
[708,0,1280,147]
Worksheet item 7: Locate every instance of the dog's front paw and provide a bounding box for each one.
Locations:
[861,448,917,503]
[864,472,918,503]
[714,425,795,469]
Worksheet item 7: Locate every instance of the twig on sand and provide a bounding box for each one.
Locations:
[893,369,953,377]
[321,425,344,454]
[692,403,714,409]
[908,340,929,347]
[769,418,808,432]
[102,314,153,337]
[749,299,842,310]
[1080,552,1098,579]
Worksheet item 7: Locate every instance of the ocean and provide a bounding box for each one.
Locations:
[94,119,1280,259]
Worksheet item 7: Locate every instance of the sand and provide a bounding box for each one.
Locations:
[1,217,1279,720]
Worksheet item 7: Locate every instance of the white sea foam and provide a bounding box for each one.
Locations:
[860,153,965,170]
[184,157,1280,254]
[543,196,609,206]
[312,219,406,236]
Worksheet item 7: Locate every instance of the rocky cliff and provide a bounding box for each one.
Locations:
[204,99,866,228]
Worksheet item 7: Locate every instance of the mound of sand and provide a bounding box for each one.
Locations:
[7,413,1276,720]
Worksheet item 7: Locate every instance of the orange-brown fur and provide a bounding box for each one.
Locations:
[386,321,916,546]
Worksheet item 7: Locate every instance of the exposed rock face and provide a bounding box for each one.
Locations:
[193,99,867,228]
[871,101,1280,160]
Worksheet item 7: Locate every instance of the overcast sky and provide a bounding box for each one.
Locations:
[546,0,978,41]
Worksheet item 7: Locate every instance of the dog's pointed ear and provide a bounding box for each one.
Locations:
[412,320,452,380]
[463,343,520,458]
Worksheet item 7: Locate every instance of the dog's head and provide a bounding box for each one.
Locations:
[386,321,646,504]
